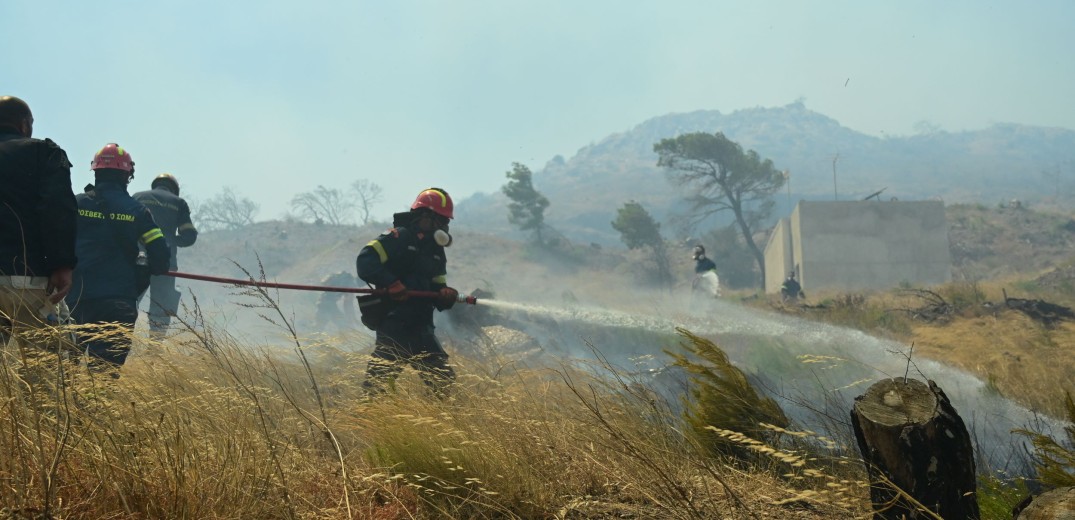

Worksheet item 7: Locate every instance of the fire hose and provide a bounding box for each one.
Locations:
[166,271,478,305]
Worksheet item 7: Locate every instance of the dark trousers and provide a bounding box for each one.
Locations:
[363,320,455,396]
[140,274,181,335]
[70,298,138,371]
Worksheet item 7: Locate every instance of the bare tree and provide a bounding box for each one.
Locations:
[350,179,383,225]
[193,187,259,231]
[290,185,354,225]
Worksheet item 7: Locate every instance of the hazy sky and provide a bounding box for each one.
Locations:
[4,0,1073,221]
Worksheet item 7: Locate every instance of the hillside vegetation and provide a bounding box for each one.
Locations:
[2,202,1073,518]
[176,203,1075,419]
[456,103,1075,245]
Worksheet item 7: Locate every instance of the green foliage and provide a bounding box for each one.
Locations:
[653,132,784,289]
[976,474,1030,520]
[665,328,789,458]
[611,201,662,250]
[502,162,550,243]
[1016,391,1075,488]
[611,201,673,287]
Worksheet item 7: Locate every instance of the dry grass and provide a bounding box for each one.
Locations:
[760,277,1075,419]
[0,299,875,519]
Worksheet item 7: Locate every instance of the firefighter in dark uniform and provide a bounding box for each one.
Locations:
[781,271,804,302]
[315,270,357,332]
[356,187,460,396]
[66,144,170,374]
[0,95,78,350]
[133,173,197,337]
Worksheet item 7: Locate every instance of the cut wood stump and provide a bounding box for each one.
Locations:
[851,378,979,519]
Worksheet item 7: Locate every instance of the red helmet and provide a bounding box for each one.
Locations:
[90,143,134,173]
[410,188,454,219]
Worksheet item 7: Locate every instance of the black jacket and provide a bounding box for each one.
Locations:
[133,186,197,270]
[66,180,170,303]
[0,130,77,276]
[355,212,448,327]
[694,256,717,274]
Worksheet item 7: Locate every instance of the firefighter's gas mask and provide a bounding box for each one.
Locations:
[418,212,453,247]
[433,217,452,247]
[434,228,452,247]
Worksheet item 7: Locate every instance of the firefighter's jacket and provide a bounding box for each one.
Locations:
[356,212,448,328]
[133,186,197,271]
[0,130,77,276]
[694,256,717,274]
[66,180,170,303]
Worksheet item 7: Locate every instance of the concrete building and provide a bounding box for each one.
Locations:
[764,200,951,294]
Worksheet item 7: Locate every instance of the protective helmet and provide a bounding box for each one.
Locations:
[90,143,134,173]
[410,187,454,219]
[152,173,180,195]
[692,245,705,259]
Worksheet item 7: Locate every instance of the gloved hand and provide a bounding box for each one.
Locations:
[386,280,409,301]
[436,286,459,310]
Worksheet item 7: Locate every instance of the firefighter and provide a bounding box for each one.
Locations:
[691,245,721,297]
[315,270,357,331]
[133,173,198,337]
[0,95,78,353]
[781,271,804,302]
[356,187,460,396]
[66,144,170,375]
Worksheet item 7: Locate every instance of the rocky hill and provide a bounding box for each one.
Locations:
[457,102,1075,245]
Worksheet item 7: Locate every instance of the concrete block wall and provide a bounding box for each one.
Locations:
[764,218,793,294]
[764,200,950,293]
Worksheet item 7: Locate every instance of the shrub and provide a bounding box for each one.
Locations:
[665,328,789,458]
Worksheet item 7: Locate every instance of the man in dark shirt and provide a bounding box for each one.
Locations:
[0,95,78,353]
[134,173,198,337]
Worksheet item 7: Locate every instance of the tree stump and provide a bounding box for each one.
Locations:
[1013,487,1075,519]
[851,378,979,519]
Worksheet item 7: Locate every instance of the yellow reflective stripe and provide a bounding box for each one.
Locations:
[368,240,388,264]
[432,275,447,284]
[141,228,164,244]
[179,223,196,231]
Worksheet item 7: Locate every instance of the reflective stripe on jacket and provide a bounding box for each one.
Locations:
[133,186,197,270]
